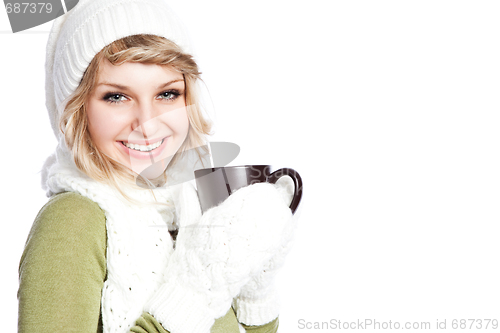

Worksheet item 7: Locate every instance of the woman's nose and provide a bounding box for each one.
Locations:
[131,102,160,138]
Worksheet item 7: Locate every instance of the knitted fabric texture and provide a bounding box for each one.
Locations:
[232,177,299,326]
[143,181,295,333]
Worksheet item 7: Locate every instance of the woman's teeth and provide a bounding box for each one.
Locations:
[122,139,163,152]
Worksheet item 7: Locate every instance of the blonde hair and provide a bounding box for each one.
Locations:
[59,34,212,202]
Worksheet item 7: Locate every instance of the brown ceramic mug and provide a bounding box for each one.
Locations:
[194,165,303,214]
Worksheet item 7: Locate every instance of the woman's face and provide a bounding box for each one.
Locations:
[86,59,190,179]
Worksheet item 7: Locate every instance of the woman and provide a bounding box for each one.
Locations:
[18,0,297,332]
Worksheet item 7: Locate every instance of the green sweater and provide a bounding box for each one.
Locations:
[18,191,279,332]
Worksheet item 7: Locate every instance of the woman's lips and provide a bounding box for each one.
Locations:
[118,137,168,160]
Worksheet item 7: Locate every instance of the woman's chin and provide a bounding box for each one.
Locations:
[139,167,165,181]
[131,157,171,182]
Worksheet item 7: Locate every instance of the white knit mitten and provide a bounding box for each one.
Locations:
[233,177,299,326]
[144,182,293,333]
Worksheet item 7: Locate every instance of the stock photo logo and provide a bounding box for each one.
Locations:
[4,0,78,33]
[136,141,241,188]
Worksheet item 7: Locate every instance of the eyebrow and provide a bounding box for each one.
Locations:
[96,79,185,90]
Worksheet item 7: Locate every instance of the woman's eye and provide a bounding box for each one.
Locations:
[158,91,179,101]
[104,93,126,104]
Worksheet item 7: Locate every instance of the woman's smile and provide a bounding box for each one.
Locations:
[121,138,164,152]
[118,137,168,159]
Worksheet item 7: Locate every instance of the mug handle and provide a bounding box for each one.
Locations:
[267,168,303,214]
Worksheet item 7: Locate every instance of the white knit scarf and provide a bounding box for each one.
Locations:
[41,141,206,332]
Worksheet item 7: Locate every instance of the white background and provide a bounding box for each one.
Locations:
[2,1,500,332]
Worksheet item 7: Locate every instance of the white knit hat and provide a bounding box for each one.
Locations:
[45,0,193,139]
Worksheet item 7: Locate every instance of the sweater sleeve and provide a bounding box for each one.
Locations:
[18,191,107,332]
[240,318,279,332]
[131,309,278,333]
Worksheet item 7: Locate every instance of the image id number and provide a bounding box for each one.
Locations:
[452,319,498,330]
[5,3,53,14]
